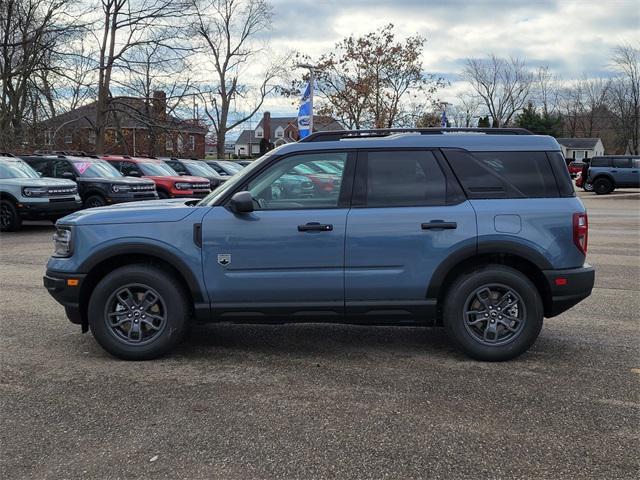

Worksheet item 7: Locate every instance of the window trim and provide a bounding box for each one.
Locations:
[216,149,357,210]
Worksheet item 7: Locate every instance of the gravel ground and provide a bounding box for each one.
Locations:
[1,189,639,479]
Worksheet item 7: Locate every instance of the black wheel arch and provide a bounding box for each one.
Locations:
[0,191,19,204]
[591,174,615,186]
[427,241,554,322]
[76,243,208,330]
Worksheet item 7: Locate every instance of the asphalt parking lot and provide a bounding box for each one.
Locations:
[1,190,639,479]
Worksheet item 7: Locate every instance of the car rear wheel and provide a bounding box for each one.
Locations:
[443,265,543,361]
[583,182,594,192]
[88,265,189,360]
[0,200,22,232]
[84,194,106,208]
[593,178,613,195]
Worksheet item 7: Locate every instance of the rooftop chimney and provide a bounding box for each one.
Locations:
[262,111,271,141]
[152,91,167,121]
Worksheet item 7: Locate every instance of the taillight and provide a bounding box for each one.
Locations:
[573,212,588,255]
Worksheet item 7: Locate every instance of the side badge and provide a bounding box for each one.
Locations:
[217,254,231,267]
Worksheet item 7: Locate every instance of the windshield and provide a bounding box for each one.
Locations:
[219,161,242,173]
[72,160,122,178]
[0,160,41,179]
[183,160,217,177]
[198,146,285,206]
[138,161,179,176]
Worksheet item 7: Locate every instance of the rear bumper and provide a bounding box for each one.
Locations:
[543,264,595,317]
[44,271,86,325]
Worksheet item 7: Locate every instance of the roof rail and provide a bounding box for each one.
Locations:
[299,127,534,142]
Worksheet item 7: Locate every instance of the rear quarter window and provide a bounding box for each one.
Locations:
[590,158,611,167]
[444,150,561,198]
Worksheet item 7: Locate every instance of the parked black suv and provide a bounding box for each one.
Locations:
[21,155,158,208]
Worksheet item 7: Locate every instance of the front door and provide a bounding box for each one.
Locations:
[201,151,354,318]
[345,150,477,319]
[612,157,635,186]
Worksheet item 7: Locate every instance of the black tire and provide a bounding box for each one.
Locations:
[83,194,107,209]
[157,190,169,199]
[88,264,189,360]
[0,200,22,232]
[593,177,613,195]
[443,265,543,361]
[582,182,594,192]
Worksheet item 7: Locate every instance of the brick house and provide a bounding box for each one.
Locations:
[234,112,342,157]
[39,91,208,158]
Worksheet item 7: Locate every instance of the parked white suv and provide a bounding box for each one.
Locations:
[0,156,81,231]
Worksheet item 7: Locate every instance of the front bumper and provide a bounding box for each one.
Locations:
[18,199,82,219]
[543,264,595,317]
[44,271,87,326]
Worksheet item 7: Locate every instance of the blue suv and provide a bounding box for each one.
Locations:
[43,128,595,361]
[586,156,640,194]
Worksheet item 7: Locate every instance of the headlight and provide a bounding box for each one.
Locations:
[52,226,73,257]
[111,184,132,193]
[22,187,48,197]
[174,182,191,190]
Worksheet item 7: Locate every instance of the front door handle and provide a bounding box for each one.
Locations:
[421,220,457,230]
[298,222,333,232]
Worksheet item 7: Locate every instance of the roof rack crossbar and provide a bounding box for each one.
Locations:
[299,127,533,142]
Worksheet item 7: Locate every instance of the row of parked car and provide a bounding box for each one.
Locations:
[568,155,640,194]
[0,154,249,231]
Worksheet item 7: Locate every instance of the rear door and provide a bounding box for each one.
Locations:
[344,149,477,319]
[612,157,634,186]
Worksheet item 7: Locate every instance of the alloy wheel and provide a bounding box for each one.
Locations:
[104,284,167,346]
[463,284,527,346]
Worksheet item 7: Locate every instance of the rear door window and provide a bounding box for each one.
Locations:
[357,150,448,207]
[590,158,611,167]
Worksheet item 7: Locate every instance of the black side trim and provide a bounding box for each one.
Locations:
[193,223,202,247]
[77,243,205,303]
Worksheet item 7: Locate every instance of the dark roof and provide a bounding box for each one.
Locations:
[42,97,208,135]
[556,138,601,149]
[235,115,343,144]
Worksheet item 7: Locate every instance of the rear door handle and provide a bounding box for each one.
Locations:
[298,222,333,232]
[421,220,457,230]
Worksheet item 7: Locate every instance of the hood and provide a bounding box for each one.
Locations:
[59,198,201,226]
[0,177,76,187]
[80,176,154,185]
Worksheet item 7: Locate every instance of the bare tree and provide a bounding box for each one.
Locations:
[461,55,534,127]
[560,77,611,138]
[189,0,283,157]
[0,0,79,149]
[87,0,189,153]
[609,44,640,154]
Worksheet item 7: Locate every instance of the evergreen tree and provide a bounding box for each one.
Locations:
[516,102,563,136]
[477,115,491,127]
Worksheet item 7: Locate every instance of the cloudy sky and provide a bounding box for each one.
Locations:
[254,0,639,117]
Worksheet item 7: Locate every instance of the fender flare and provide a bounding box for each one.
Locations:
[78,240,205,302]
[425,237,552,299]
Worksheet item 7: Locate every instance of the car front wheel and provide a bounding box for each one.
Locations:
[88,265,188,360]
[443,265,543,361]
[0,200,22,231]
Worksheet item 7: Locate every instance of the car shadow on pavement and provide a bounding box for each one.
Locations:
[178,323,456,359]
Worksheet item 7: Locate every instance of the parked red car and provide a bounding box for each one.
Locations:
[101,156,211,198]
[568,161,586,177]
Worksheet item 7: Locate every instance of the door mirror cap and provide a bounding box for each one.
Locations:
[229,191,254,214]
[62,171,75,179]
[128,170,141,177]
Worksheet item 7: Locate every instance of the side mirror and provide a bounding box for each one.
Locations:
[62,171,75,179]
[229,191,254,214]
[129,170,141,177]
